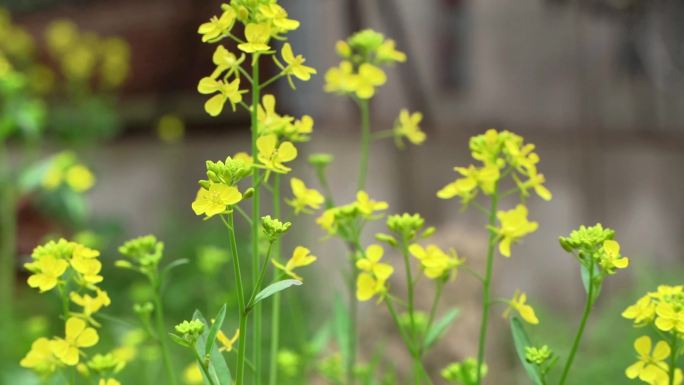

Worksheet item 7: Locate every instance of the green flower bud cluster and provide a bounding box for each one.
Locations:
[387,213,427,242]
[117,235,164,272]
[441,358,488,385]
[86,353,124,373]
[525,345,553,365]
[276,349,300,378]
[261,215,292,242]
[174,319,205,344]
[340,29,406,66]
[200,156,251,189]
[559,223,615,254]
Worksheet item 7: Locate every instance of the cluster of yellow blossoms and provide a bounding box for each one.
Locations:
[21,239,127,385]
[316,191,388,236]
[42,151,96,193]
[197,1,314,116]
[45,19,130,88]
[623,286,683,385]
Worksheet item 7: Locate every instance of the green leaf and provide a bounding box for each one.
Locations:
[424,307,460,350]
[510,317,543,385]
[580,263,601,305]
[205,304,227,356]
[192,310,232,385]
[253,279,302,306]
[161,258,190,292]
[307,321,332,356]
[168,333,191,348]
[17,158,53,194]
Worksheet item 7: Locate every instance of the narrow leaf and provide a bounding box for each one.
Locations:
[424,307,461,350]
[510,316,543,385]
[192,310,232,385]
[580,264,601,305]
[333,295,350,366]
[205,304,227,356]
[253,279,302,306]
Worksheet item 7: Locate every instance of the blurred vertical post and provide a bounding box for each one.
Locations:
[0,140,16,330]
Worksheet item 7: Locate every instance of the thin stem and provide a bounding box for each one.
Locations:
[346,253,359,385]
[668,333,678,385]
[399,237,417,344]
[226,212,248,385]
[558,263,595,385]
[357,99,371,191]
[246,242,274,310]
[195,349,219,385]
[152,276,178,385]
[260,72,285,90]
[422,281,445,354]
[250,53,262,385]
[371,129,394,141]
[475,186,500,385]
[269,174,281,385]
[314,166,335,209]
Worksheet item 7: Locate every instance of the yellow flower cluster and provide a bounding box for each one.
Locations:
[623,285,684,334]
[494,204,538,257]
[286,177,324,214]
[356,245,394,302]
[21,239,125,383]
[316,191,388,236]
[325,29,406,99]
[438,129,551,204]
[408,243,462,280]
[197,3,314,116]
[623,286,683,385]
[393,109,426,148]
[45,19,130,88]
[42,151,96,193]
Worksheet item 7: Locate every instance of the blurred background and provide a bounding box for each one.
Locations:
[1,0,683,384]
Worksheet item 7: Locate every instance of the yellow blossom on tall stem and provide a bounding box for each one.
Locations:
[25,255,69,293]
[503,290,539,325]
[191,183,242,218]
[256,134,297,173]
[286,177,324,214]
[51,317,99,366]
[494,204,538,257]
[271,246,317,281]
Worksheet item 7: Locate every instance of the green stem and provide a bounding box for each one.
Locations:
[558,263,595,385]
[347,254,359,385]
[251,53,262,385]
[195,349,219,385]
[422,281,445,354]
[247,242,274,310]
[152,276,178,385]
[268,175,281,385]
[668,333,678,385]
[357,99,371,191]
[475,187,500,385]
[399,237,417,346]
[227,212,248,385]
[0,140,16,330]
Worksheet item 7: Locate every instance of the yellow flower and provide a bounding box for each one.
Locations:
[216,329,239,353]
[272,246,317,281]
[409,244,462,280]
[355,191,388,217]
[20,337,59,374]
[503,290,539,325]
[336,40,351,57]
[45,20,78,54]
[354,63,387,99]
[622,295,657,326]
[191,183,242,218]
[625,336,671,385]
[280,43,316,84]
[286,177,324,214]
[437,164,500,203]
[70,245,103,286]
[70,288,111,326]
[356,245,393,302]
[257,94,291,135]
[52,317,99,366]
[183,363,204,385]
[256,134,297,173]
[258,4,299,34]
[598,239,629,274]
[198,7,236,42]
[65,164,95,192]
[211,45,245,79]
[238,23,271,53]
[393,109,425,148]
[316,208,337,235]
[198,77,245,117]
[495,204,538,257]
[234,152,254,168]
[26,255,69,293]
[324,61,358,94]
[654,302,684,334]
[376,39,406,63]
